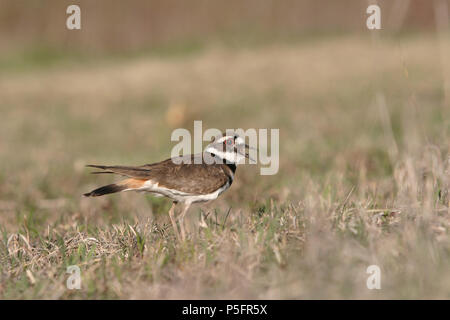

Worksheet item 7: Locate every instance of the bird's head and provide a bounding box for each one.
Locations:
[204,132,253,164]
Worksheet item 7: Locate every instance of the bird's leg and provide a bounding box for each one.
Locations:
[168,202,180,240]
[178,203,191,241]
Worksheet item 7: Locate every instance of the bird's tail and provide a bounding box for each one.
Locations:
[83,178,146,197]
[83,183,127,197]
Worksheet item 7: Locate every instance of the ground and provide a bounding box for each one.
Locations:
[0,34,449,299]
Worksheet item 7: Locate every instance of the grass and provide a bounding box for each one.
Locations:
[0,33,449,299]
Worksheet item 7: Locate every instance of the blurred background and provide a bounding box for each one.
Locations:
[0,0,442,53]
[1,0,449,299]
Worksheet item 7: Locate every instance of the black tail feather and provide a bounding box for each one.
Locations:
[83,183,126,197]
[90,171,115,174]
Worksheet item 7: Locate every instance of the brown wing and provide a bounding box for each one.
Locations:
[145,159,230,194]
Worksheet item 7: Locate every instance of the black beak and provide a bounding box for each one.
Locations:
[239,144,256,162]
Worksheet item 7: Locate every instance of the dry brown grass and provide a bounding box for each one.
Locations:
[0,34,449,299]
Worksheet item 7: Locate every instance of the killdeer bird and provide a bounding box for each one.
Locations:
[84,133,251,240]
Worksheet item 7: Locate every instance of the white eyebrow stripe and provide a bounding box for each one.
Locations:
[216,136,230,143]
[216,135,245,144]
